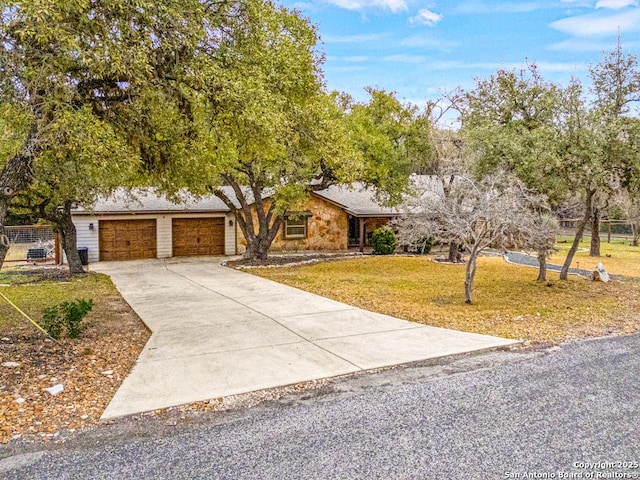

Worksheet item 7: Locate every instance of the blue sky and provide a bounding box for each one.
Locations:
[278,0,640,106]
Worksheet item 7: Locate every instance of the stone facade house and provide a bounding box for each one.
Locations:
[71,184,400,262]
[236,185,400,254]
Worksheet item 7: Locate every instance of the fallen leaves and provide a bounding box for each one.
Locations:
[0,268,150,444]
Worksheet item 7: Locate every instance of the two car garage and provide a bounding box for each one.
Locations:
[71,189,236,263]
[96,217,228,262]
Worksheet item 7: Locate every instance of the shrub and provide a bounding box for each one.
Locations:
[42,306,64,340]
[416,237,433,254]
[41,298,94,339]
[371,226,397,255]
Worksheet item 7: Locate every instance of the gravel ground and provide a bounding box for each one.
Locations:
[0,269,150,444]
[2,333,639,479]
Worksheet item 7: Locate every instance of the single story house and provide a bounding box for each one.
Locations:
[71,184,402,263]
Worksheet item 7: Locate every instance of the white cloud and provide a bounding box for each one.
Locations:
[326,55,372,62]
[325,0,407,13]
[533,61,590,72]
[410,8,443,26]
[427,60,502,70]
[550,8,640,36]
[595,0,638,9]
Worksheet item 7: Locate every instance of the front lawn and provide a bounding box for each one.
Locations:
[0,267,150,443]
[250,256,640,343]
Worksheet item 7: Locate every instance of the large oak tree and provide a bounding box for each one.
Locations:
[11,107,134,273]
[185,0,426,261]
[0,0,233,268]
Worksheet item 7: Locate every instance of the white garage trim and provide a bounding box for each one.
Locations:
[72,212,236,263]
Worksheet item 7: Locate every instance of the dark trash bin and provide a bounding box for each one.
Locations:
[27,247,47,260]
[77,247,89,266]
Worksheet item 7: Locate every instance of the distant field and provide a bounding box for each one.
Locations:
[552,236,639,278]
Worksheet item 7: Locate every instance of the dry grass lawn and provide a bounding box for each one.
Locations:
[550,238,640,278]
[250,256,640,344]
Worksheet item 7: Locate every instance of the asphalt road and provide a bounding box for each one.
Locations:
[2,334,640,480]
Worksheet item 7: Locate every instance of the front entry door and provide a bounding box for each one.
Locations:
[348,215,360,247]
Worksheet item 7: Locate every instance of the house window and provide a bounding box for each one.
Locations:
[284,215,308,239]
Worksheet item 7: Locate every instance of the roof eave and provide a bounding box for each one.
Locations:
[72,209,230,216]
[345,211,400,218]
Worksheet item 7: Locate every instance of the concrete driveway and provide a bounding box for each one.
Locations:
[94,258,519,419]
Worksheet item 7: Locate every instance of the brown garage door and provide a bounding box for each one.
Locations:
[99,220,157,261]
[172,218,225,257]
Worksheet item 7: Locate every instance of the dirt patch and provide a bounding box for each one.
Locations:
[431,257,467,265]
[0,267,73,284]
[0,267,150,444]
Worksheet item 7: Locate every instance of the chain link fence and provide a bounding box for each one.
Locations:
[3,225,56,262]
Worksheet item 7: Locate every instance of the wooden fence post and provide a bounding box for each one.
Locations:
[54,233,60,264]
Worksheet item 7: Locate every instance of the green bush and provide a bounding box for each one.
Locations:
[41,298,94,339]
[371,226,397,255]
[416,237,433,254]
[42,306,65,340]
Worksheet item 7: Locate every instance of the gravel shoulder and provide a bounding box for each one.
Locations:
[2,333,639,479]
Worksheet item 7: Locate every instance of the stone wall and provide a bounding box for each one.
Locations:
[236,195,349,253]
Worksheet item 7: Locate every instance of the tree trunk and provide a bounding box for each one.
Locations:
[0,122,40,270]
[448,241,458,263]
[464,248,479,304]
[590,206,601,257]
[560,188,595,280]
[0,198,10,268]
[632,223,638,247]
[243,239,270,262]
[57,201,85,274]
[213,175,284,263]
[536,252,547,282]
[241,216,283,262]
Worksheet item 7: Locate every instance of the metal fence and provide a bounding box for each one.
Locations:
[3,225,56,262]
[559,219,636,243]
